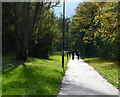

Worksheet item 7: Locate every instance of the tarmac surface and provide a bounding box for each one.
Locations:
[58,56,119,96]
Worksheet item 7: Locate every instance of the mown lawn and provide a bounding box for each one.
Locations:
[2,55,69,95]
[84,58,119,89]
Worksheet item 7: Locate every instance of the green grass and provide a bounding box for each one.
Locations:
[2,55,69,95]
[84,58,119,89]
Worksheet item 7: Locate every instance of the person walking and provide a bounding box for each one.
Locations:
[76,51,80,60]
[67,51,69,59]
[71,50,75,60]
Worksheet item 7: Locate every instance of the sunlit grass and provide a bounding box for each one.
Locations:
[2,55,69,95]
[84,58,119,89]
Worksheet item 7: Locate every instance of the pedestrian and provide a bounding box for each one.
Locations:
[68,51,71,55]
[76,51,80,60]
[67,51,69,59]
[71,50,74,60]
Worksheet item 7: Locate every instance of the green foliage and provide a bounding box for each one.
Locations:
[84,58,119,89]
[2,2,60,60]
[54,17,71,52]
[2,3,16,54]
[29,10,60,58]
[2,55,69,95]
[69,2,119,61]
[69,2,99,56]
[94,2,119,61]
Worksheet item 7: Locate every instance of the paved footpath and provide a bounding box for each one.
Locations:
[58,56,119,96]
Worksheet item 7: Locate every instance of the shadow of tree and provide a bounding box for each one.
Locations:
[2,63,64,95]
[2,60,25,74]
[28,57,59,63]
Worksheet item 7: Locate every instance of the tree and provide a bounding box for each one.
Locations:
[69,2,98,56]
[30,10,60,58]
[2,3,16,54]
[2,2,59,60]
[69,2,120,62]
[94,2,119,61]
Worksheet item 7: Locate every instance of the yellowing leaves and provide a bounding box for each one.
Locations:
[74,17,80,20]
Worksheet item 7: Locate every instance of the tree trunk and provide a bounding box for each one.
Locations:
[15,3,30,61]
[21,3,30,61]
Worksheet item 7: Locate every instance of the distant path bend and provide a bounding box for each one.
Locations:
[58,56,118,95]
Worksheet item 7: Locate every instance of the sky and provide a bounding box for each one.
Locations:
[54,1,83,18]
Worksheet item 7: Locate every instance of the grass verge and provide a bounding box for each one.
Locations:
[84,58,119,89]
[2,55,69,95]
